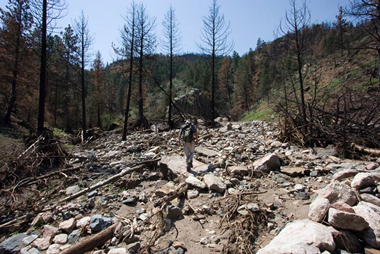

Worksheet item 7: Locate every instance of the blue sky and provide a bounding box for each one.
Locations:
[1,0,351,64]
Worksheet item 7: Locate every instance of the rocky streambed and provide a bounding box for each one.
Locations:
[0,119,379,254]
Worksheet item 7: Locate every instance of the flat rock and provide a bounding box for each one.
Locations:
[76,216,91,228]
[280,166,308,177]
[228,165,249,176]
[108,248,127,254]
[330,202,355,213]
[257,219,335,254]
[353,202,380,248]
[0,233,27,254]
[308,197,330,222]
[360,193,380,207]
[332,169,358,181]
[185,176,206,189]
[194,146,219,157]
[253,153,281,172]
[160,155,209,176]
[328,207,369,231]
[351,173,376,189]
[203,174,226,193]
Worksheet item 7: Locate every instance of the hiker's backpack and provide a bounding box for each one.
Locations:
[182,124,194,143]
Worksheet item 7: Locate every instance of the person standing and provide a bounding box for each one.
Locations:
[178,120,199,170]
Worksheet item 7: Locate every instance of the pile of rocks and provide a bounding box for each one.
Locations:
[258,166,380,253]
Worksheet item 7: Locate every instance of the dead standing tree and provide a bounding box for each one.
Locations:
[198,0,233,127]
[279,0,311,139]
[74,11,93,141]
[162,5,181,129]
[135,3,156,129]
[117,1,137,141]
[30,0,67,134]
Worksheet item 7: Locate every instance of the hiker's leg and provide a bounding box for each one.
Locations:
[189,142,195,165]
[183,143,191,166]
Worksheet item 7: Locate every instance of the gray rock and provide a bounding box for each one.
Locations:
[308,197,330,222]
[0,233,28,254]
[66,185,80,195]
[203,174,226,193]
[90,214,112,233]
[22,234,38,246]
[328,207,369,231]
[185,176,206,189]
[122,198,136,205]
[68,229,81,244]
[257,219,335,254]
[253,153,281,172]
[20,246,41,254]
[87,190,98,198]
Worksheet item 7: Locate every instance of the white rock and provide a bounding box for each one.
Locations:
[203,174,226,193]
[257,219,335,254]
[351,173,376,189]
[308,197,330,222]
[185,176,206,189]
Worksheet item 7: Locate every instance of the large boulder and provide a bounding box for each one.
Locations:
[353,202,380,248]
[351,173,376,189]
[257,219,335,254]
[253,153,281,173]
[316,181,357,206]
[203,174,226,193]
[327,208,369,231]
[308,197,330,222]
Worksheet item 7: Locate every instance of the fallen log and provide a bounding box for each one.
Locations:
[59,159,160,203]
[60,222,119,254]
[351,143,380,156]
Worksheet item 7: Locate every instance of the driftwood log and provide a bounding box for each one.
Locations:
[351,143,380,156]
[60,222,120,254]
[60,158,160,203]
